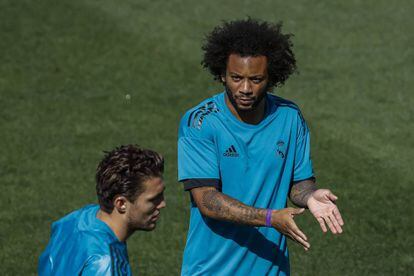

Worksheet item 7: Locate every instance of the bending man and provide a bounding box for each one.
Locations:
[39,145,166,275]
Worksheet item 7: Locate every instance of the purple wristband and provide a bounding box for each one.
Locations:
[265,209,272,227]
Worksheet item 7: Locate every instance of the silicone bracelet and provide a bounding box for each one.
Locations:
[265,209,272,227]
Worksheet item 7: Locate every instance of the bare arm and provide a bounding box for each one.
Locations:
[191,186,267,226]
[191,186,310,250]
[289,179,317,208]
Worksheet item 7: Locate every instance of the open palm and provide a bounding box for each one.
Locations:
[307,189,344,234]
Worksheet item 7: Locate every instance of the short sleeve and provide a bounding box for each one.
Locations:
[81,255,112,276]
[177,111,220,181]
[292,113,314,182]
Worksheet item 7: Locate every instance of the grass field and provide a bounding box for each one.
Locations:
[1,0,413,275]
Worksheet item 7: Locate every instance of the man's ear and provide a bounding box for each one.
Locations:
[113,196,128,214]
[221,75,225,83]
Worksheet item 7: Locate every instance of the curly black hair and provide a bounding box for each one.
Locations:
[96,145,164,213]
[202,18,296,88]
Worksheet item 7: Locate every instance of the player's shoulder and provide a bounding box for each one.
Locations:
[73,205,118,255]
[268,94,301,112]
[49,205,95,237]
[179,94,221,135]
[269,94,305,118]
[77,230,112,257]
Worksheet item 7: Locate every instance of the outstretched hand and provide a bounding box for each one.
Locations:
[271,208,310,251]
[307,189,344,234]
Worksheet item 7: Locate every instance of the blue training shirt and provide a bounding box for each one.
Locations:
[38,204,131,275]
[178,92,314,276]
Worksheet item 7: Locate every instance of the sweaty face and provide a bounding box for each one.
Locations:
[222,54,269,112]
[127,177,166,232]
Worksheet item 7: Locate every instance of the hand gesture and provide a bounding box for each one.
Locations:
[307,189,344,234]
[271,208,310,251]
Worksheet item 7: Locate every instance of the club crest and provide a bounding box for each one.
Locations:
[276,140,285,159]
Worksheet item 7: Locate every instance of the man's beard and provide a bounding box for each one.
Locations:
[224,84,270,113]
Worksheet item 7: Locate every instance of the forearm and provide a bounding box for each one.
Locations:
[289,179,317,208]
[191,187,267,226]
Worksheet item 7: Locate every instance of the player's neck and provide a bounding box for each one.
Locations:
[225,95,266,125]
[97,209,129,242]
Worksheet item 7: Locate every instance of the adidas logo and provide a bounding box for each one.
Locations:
[223,145,239,157]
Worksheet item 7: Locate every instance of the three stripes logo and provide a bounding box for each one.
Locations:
[223,145,239,157]
[187,101,219,129]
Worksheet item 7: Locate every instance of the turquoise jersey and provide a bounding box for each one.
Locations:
[178,92,314,275]
[38,204,131,275]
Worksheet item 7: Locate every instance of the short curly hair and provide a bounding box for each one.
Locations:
[96,145,164,213]
[202,18,296,88]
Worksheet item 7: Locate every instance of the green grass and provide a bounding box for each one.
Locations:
[0,0,413,275]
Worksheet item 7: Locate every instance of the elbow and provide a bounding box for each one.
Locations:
[196,204,211,217]
[190,187,220,218]
[289,189,296,205]
[289,189,302,207]
[192,195,213,217]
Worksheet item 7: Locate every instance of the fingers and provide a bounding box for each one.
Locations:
[290,220,308,241]
[328,214,343,234]
[287,216,309,250]
[316,217,327,233]
[324,214,337,234]
[287,222,310,250]
[316,208,344,234]
[333,207,344,226]
[288,229,310,251]
[321,214,342,234]
[291,208,305,216]
[327,206,344,233]
[277,208,311,250]
[319,190,345,234]
[327,192,338,202]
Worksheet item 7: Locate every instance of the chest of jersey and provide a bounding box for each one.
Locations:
[213,115,296,198]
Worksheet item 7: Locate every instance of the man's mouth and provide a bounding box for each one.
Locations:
[150,212,160,222]
[238,97,254,105]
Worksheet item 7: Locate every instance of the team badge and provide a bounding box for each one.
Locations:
[276,140,285,159]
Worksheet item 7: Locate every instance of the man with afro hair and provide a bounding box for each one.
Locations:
[178,18,344,275]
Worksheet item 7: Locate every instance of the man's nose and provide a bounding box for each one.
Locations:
[240,79,252,95]
[158,199,166,209]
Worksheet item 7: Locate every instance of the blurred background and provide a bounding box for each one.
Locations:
[0,0,413,275]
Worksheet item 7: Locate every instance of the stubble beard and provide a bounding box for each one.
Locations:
[127,213,156,232]
[224,84,269,114]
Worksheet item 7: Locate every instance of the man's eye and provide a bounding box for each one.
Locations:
[231,76,242,81]
[151,194,164,203]
[251,78,263,84]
